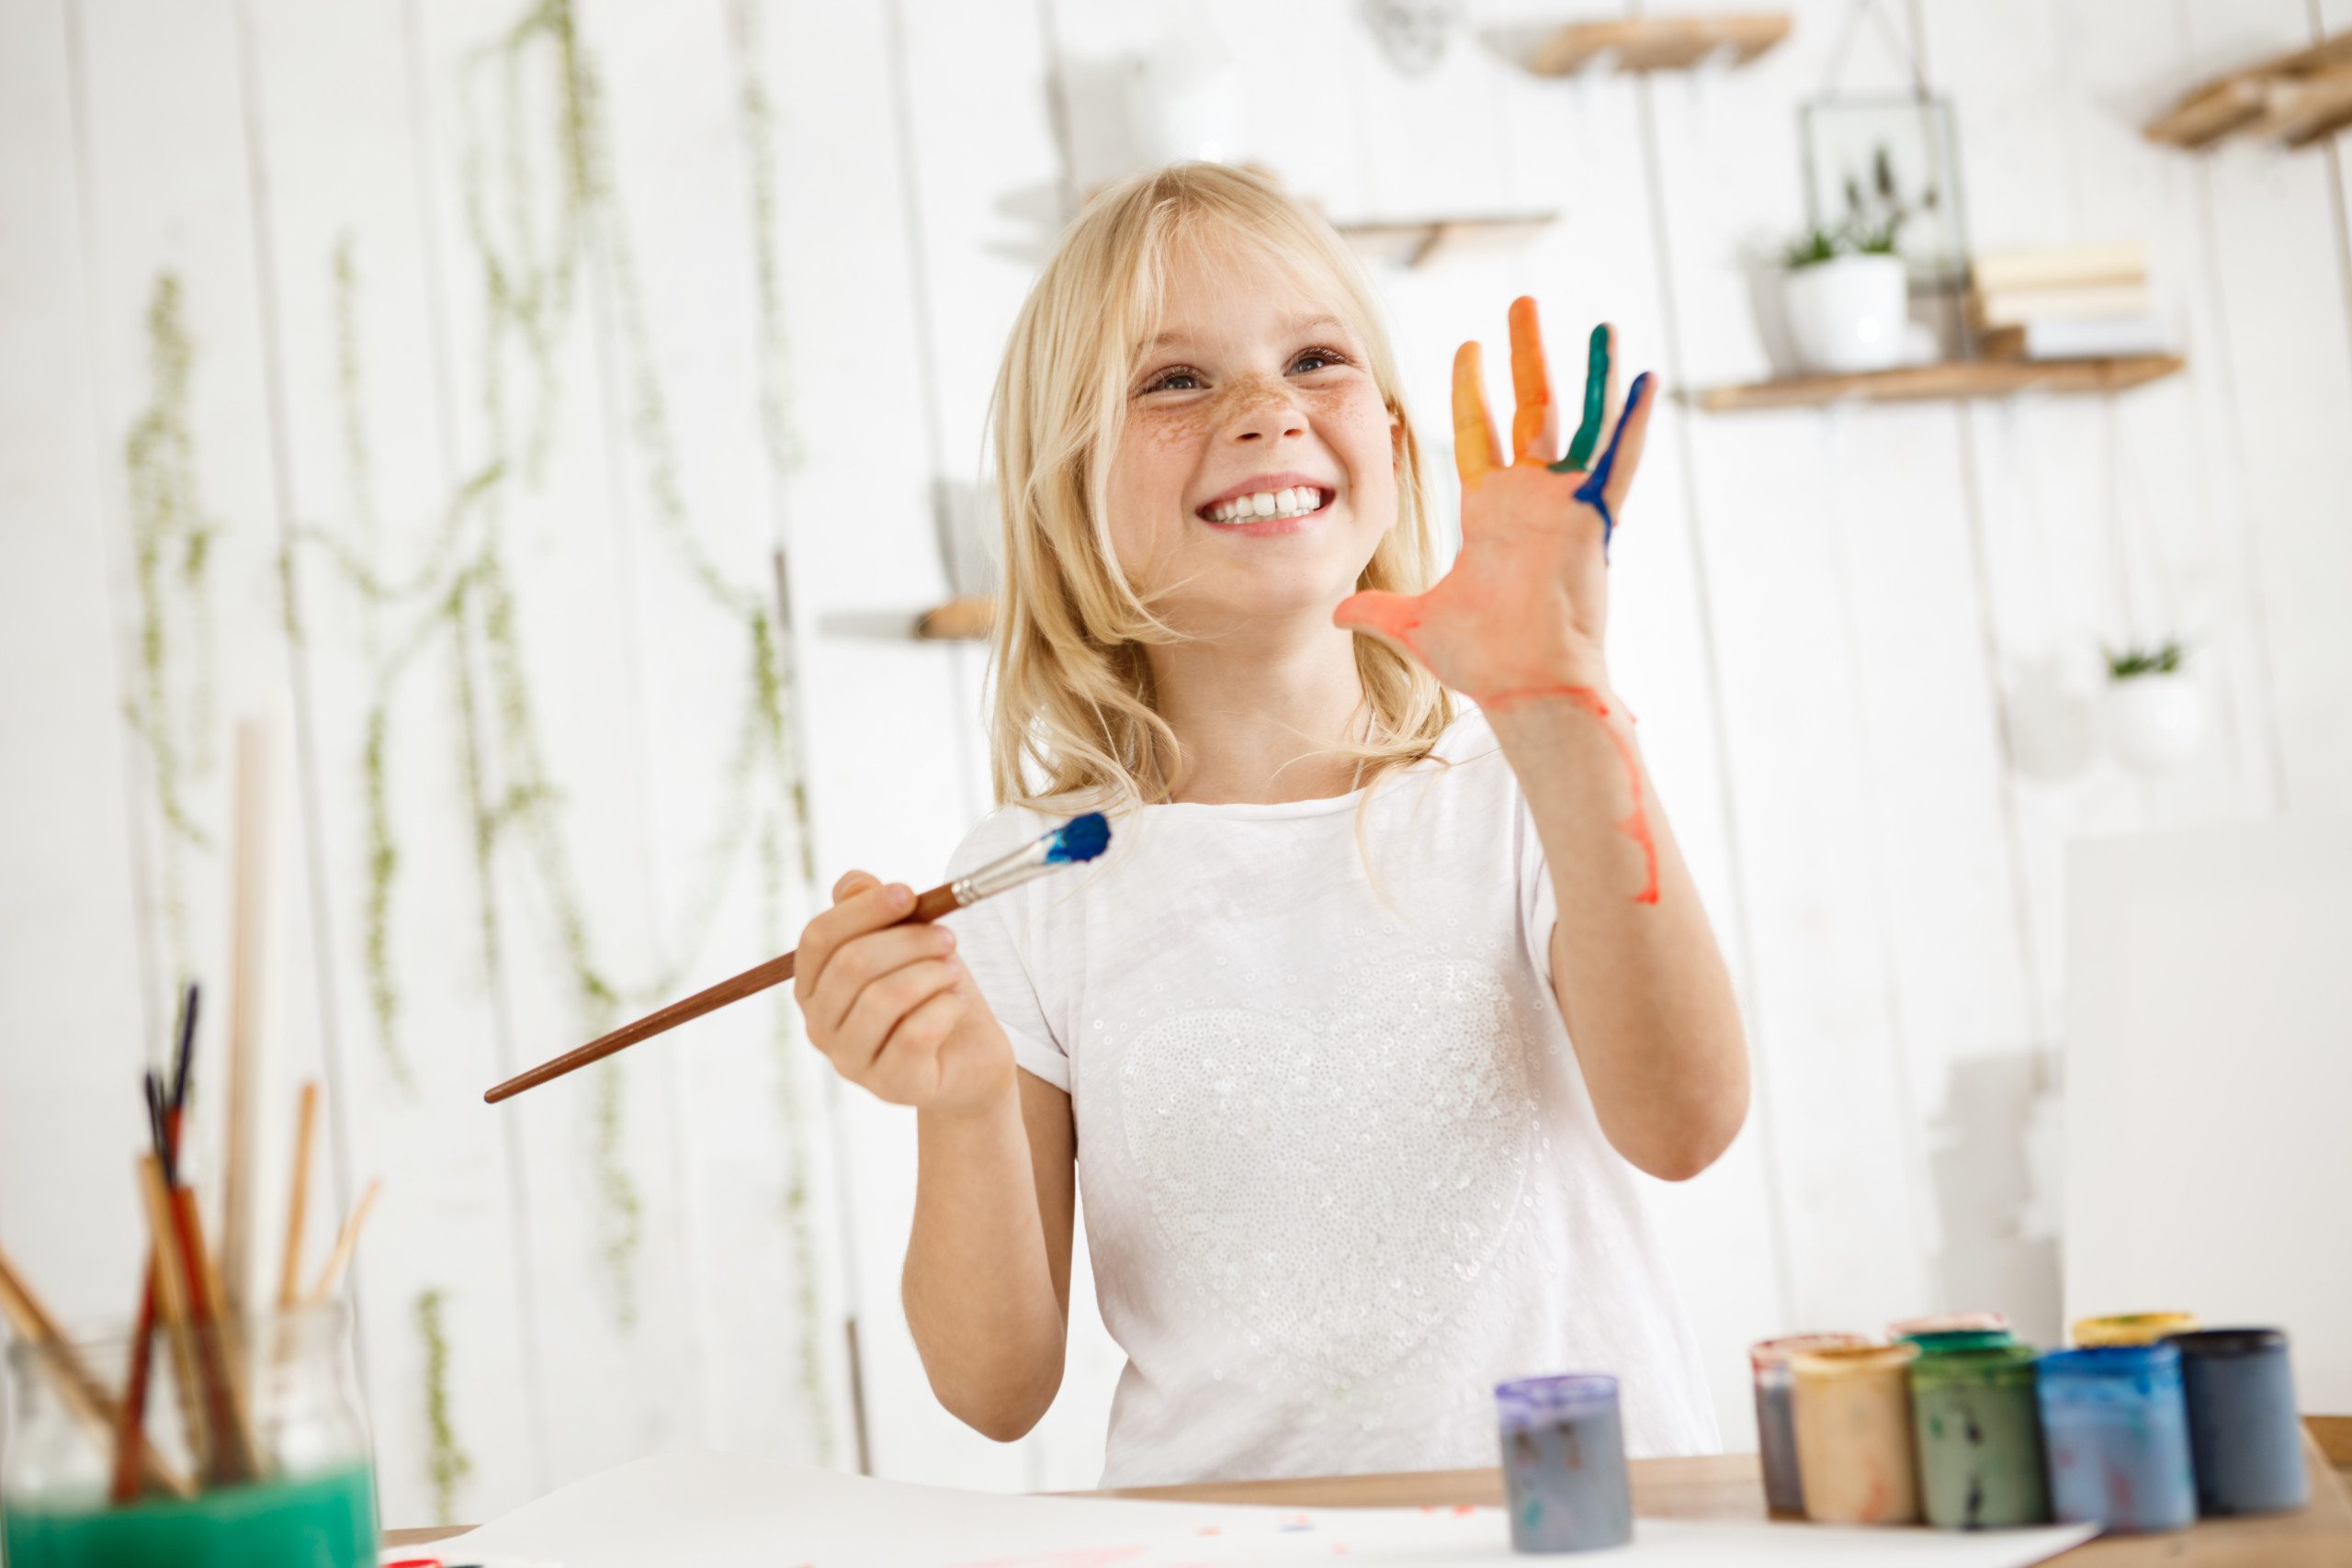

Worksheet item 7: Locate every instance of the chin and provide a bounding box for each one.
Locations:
[1181,563,1368,629]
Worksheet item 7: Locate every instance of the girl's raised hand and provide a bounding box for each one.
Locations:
[1335,298,1654,705]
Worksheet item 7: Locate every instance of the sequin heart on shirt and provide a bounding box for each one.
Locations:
[1118,960,1536,1382]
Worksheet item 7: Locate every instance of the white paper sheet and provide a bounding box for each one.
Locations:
[441,1450,2099,1566]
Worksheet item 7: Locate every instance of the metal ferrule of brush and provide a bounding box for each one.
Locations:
[950,834,1064,906]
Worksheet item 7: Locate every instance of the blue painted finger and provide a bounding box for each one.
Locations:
[1573,371,1652,561]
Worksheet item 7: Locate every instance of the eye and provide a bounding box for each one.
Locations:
[1291,345,1353,375]
[1139,366,1204,393]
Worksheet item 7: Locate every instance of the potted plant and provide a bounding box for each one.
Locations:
[1781,218,1908,374]
[2102,639,2204,775]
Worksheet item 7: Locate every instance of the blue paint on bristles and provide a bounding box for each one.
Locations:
[1046,811,1111,864]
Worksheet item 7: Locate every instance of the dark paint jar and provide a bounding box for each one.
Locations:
[2166,1327,2308,1517]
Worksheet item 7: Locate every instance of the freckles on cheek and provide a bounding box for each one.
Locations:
[1303,382,1396,504]
[1142,404,1213,449]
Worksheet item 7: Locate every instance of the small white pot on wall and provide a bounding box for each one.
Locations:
[1781,253,1908,374]
[2106,670,2206,776]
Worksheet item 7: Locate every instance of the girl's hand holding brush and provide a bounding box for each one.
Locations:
[796,872,1015,1119]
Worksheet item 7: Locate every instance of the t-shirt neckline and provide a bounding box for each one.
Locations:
[1143,710,1487,820]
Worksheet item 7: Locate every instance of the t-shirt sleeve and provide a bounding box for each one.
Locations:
[942,811,1070,1091]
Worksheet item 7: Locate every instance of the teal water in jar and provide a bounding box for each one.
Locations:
[1909,1343,2050,1529]
[2,1465,375,1568]
[1,1305,379,1568]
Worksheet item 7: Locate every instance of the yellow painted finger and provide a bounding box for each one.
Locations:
[1452,341,1499,485]
[1508,297,1557,463]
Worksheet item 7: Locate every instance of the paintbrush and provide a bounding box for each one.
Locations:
[304,1179,381,1303]
[110,985,198,1502]
[277,1082,320,1310]
[220,720,269,1320]
[484,812,1112,1103]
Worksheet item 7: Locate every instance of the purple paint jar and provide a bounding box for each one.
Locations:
[1748,1335,1869,1517]
[2037,1345,2197,1534]
[1497,1374,1633,1553]
[2166,1328,2308,1517]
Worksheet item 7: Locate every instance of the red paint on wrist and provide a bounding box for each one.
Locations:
[1487,684,1660,906]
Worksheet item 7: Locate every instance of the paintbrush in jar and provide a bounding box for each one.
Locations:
[483,812,1112,1103]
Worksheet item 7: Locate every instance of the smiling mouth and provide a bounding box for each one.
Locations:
[1199,486,1333,525]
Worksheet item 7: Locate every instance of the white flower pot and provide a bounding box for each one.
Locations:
[2105,671,2206,775]
[1781,254,1908,374]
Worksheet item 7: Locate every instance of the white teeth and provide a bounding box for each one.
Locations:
[1205,487,1327,524]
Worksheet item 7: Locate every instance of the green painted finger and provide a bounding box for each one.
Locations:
[1557,324,1610,470]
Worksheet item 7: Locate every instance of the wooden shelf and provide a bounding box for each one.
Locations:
[914,595,993,642]
[1334,213,1557,269]
[1692,355,2186,412]
[2146,30,2352,150]
[1530,13,1790,76]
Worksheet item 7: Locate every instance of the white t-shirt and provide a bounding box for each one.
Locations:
[942,707,1718,1487]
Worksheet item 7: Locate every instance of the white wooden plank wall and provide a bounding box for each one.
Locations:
[1,0,2346,1526]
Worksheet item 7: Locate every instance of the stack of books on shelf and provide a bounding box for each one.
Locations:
[1968,243,2170,361]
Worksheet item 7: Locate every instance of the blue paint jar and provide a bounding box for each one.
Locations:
[2036,1345,2198,1534]
[2166,1328,2308,1517]
[1497,1374,1633,1553]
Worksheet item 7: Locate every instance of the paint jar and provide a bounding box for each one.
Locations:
[2166,1328,2308,1517]
[1905,1328,2016,1357]
[1909,1344,2050,1529]
[1748,1334,1869,1517]
[1496,1374,1634,1553]
[1790,1342,1921,1524]
[1,1304,379,1568]
[1888,1311,2009,1341]
[2036,1344,2197,1534]
[2072,1312,2199,1348]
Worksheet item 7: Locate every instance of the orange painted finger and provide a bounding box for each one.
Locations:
[1452,342,1499,485]
[1507,297,1557,463]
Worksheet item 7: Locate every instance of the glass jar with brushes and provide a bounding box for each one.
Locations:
[1,1302,377,1568]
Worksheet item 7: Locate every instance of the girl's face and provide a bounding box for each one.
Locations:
[1106,237,1400,632]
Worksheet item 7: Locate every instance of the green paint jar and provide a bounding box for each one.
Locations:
[1,1305,378,1568]
[1909,1344,2050,1529]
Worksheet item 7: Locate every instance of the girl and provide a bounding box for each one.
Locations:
[791,164,1747,1486]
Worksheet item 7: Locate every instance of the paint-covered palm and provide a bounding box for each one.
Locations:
[1335,300,1654,705]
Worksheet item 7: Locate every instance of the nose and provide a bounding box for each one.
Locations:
[1221,377,1306,445]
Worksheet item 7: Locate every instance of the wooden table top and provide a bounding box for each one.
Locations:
[386,1431,2352,1564]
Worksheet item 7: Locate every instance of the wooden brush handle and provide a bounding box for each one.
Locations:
[484,882,966,1103]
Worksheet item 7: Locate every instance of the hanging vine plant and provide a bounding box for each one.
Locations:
[413,1288,475,1522]
[122,273,220,987]
[284,0,835,1455]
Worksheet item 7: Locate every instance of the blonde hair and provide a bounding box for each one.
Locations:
[985,162,1453,812]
